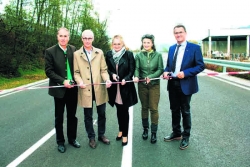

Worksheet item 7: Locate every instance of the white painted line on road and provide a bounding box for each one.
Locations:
[7,129,55,167]
[212,77,250,91]
[0,79,48,98]
[121,106,133,167]
[93,119,97,125]
[0,89,24,98]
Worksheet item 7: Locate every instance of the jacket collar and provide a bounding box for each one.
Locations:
[108,51,126,69]
[80,46,99,61]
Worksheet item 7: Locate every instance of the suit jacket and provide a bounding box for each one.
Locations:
[74,46,109,108]
[164,42,205,95]
[45,44,77,98]
[105,50,138,108]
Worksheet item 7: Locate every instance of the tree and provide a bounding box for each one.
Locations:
[0,0,110,77]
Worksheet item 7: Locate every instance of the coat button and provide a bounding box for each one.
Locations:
[88,89,90,91]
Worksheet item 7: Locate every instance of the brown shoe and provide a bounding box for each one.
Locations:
[98,136,110,145]
[89,139,96,149]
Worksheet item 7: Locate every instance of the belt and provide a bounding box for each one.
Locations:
[170,77,180,80]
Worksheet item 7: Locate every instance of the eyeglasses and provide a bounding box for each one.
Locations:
[82,37,93,41]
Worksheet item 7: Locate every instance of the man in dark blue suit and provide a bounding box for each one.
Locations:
[163,25,205,150]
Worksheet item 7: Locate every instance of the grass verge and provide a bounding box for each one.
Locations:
[0,69,47,90]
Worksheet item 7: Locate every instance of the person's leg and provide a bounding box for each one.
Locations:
[84,107,95,139]
[121,105,129,137]
[180,93,192,139]
[54,97,66,145]
[97,103,110,145]
[115,103,122,132]
[149,84,160,143]
[96,103,106,137]
[115,103,123,139]
[138,83,149,139]
[179,92,192,150]
[65,89,78,142]
[168,80,182,136]
[149,84,160,133]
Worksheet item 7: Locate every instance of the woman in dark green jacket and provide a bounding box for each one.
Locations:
[134,34,164,144]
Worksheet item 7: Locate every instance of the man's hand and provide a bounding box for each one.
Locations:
[106,80,112,88]
[63,80,74,88]
[163,72,171,80]
[133,77,139,83]
[177,71,185,79]
[79,82,86,89]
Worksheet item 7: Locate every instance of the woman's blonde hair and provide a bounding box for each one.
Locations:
[111,35,129,50]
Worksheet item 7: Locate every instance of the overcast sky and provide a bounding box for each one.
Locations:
[1,0,249,50]
[93,0,250,49]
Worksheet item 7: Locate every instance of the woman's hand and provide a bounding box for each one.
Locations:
[121,79,126,85]
[133,77,139,83]
[112,74,119,81]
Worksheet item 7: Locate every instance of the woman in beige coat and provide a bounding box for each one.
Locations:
[74,29,112,149]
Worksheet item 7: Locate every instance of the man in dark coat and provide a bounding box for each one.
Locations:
[45,27,80,153]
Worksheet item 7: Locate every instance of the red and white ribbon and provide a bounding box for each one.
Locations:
[1,71,249,93]
[198,71,250,76]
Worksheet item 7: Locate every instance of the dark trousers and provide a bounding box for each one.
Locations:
[115,103,129,137]
[138,83,160,133]
[54,89,78,145]
[168,80,192,138]
[84,103,106,139]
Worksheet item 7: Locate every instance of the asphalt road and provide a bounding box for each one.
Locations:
[0,75,250,167]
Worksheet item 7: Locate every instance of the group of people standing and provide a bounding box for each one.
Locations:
[45,24,204,153]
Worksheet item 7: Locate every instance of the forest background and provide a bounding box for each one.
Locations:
[0,0,111,89]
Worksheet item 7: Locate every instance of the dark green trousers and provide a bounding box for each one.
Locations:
[138,82,160,133]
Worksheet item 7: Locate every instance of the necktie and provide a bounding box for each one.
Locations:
[171,45,181,72]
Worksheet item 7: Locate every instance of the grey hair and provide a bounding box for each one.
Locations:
[57,27,70,36]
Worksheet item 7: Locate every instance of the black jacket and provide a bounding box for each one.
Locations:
[45,44,77,98]
[105,50,138,107]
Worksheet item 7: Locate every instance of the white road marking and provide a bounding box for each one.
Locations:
[93,119,97,125]
[211,76,250,91]
[0,79,48,98]
[121,106,133,167]
[6,129,55,167]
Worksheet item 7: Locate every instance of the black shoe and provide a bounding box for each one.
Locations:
[180,138,189,150]
[122,137,128,146]
[58,144,66,153]
[142,128,148,140]
[164,133,182,142]
[116,136,122,141]
[69,140,81,148]
[151,133,157,144]
[122,141,128,146]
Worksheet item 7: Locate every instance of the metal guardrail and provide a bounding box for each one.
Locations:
[204,58,250,72]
